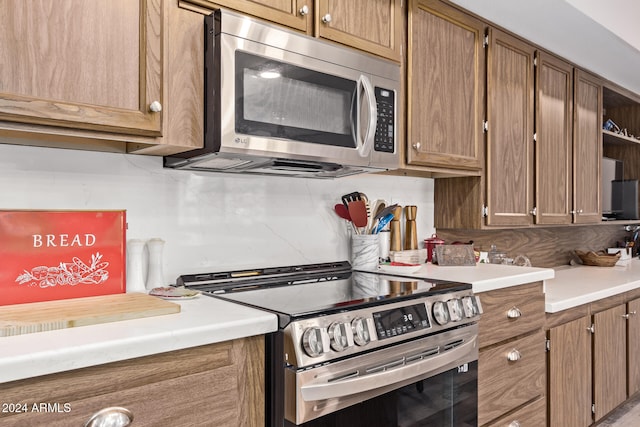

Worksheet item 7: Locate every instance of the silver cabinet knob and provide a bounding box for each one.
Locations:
[507,307,522,319]
[623,311,638,319]
[149,101,162,113]
[299,5,309,16]
[322,13,332,23]
[508,421,521,427]
[412,142,421,151]
[85,407,133,427]
[507,349,521,362]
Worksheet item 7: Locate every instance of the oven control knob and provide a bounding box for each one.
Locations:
[462,296,479,318]
[351,317,371,346]
[328,322,349,352]
[302,327,325,357]
[447,298,464,322]
[432,301,450,325]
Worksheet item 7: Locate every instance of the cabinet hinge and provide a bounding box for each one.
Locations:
[483,34,489,48]
[545,339,550,352]
[483,120,488,133]
[482,205,488,218]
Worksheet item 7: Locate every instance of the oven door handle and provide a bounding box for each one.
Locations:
[300,335,477,402]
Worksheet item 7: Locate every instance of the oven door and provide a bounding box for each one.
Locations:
[284,324,478,426]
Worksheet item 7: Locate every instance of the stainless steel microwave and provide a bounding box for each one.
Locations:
[164,9,401,178]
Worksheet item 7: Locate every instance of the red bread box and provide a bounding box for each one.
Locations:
[0,210,126,306]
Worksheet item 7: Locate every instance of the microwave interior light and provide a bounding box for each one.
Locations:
[259,70,281,79]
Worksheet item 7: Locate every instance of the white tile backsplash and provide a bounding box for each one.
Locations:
[0,143,434,284]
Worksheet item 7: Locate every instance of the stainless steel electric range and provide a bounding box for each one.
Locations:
[177,261,482,427]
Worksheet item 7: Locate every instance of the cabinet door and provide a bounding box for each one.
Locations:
[535,52,573,225]
[0,0,163,137]
[189,0,311,32]
[573,69,603,224]
[486,28,535,226]
[316,0,402,61]
[593,305,627,421]
[629,298,640,396]
[407,0,484,171]
[547,316,592,427]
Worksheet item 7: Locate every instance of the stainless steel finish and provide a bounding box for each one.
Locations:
[164,9,400,178]
[328,322,349,352]
[507,349,521,362]
[283,290,481,369]
[84,407,133,427]
[285,324,479,424]
[507,306,522,319]
[351,317,370,346]
[302,327,326,357]
[432,301,450,325]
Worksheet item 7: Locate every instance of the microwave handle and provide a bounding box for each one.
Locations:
[356,75,377,158]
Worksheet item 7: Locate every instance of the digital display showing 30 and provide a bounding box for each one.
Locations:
[373,303,431,339]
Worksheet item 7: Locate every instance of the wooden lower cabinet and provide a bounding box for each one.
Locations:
[547,315,592,427]
[477,282,546,426]
[478,331,546,425]
[593,304,627,421]
[0,336,264,427]
[483,396,546,427]
[628,298,640,396]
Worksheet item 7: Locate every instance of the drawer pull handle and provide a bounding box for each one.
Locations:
[508,421,521,427]
[507,349,521,362]
[623,311,638,319]
[507,307,522,319]
[84,407,133,427]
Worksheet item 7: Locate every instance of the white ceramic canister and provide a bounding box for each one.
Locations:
[351,234,380,271]
[145,238,166,290]
[126,239,147,293]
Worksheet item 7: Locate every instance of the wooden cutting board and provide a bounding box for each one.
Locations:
[0,293,180,337]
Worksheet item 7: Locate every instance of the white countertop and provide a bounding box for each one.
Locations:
[0,294,277,384]
[545,259,640,312]
[372,262,555,293]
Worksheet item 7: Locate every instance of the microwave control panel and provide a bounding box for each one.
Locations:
[374,87,395,153]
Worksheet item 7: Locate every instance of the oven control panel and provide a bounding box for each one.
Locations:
[284,291,482,368]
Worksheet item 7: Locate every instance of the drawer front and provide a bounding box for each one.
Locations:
[478,282,544,348]
[483,396,546,427]
[478,331,546,426]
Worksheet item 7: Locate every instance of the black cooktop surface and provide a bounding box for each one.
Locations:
[207,270,470,326]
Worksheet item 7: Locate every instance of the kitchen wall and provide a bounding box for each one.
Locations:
[0,143,435,284]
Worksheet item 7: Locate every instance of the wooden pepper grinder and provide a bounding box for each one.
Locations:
[404,205,418,250]
[389,206,403,252]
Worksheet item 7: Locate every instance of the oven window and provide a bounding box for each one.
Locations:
[235,51,357,147]
[286,361,478,427]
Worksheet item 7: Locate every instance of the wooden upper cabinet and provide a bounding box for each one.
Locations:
[535,52,574,225]
[485,28,535,226]
[316,0,402,61]
[407,0,485,171]
[0,0,163,137]
[187,0,402,61]
[188,0,311,32]
[573,69,603,224]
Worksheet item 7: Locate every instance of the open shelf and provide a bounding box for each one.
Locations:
[603,129,640,145]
